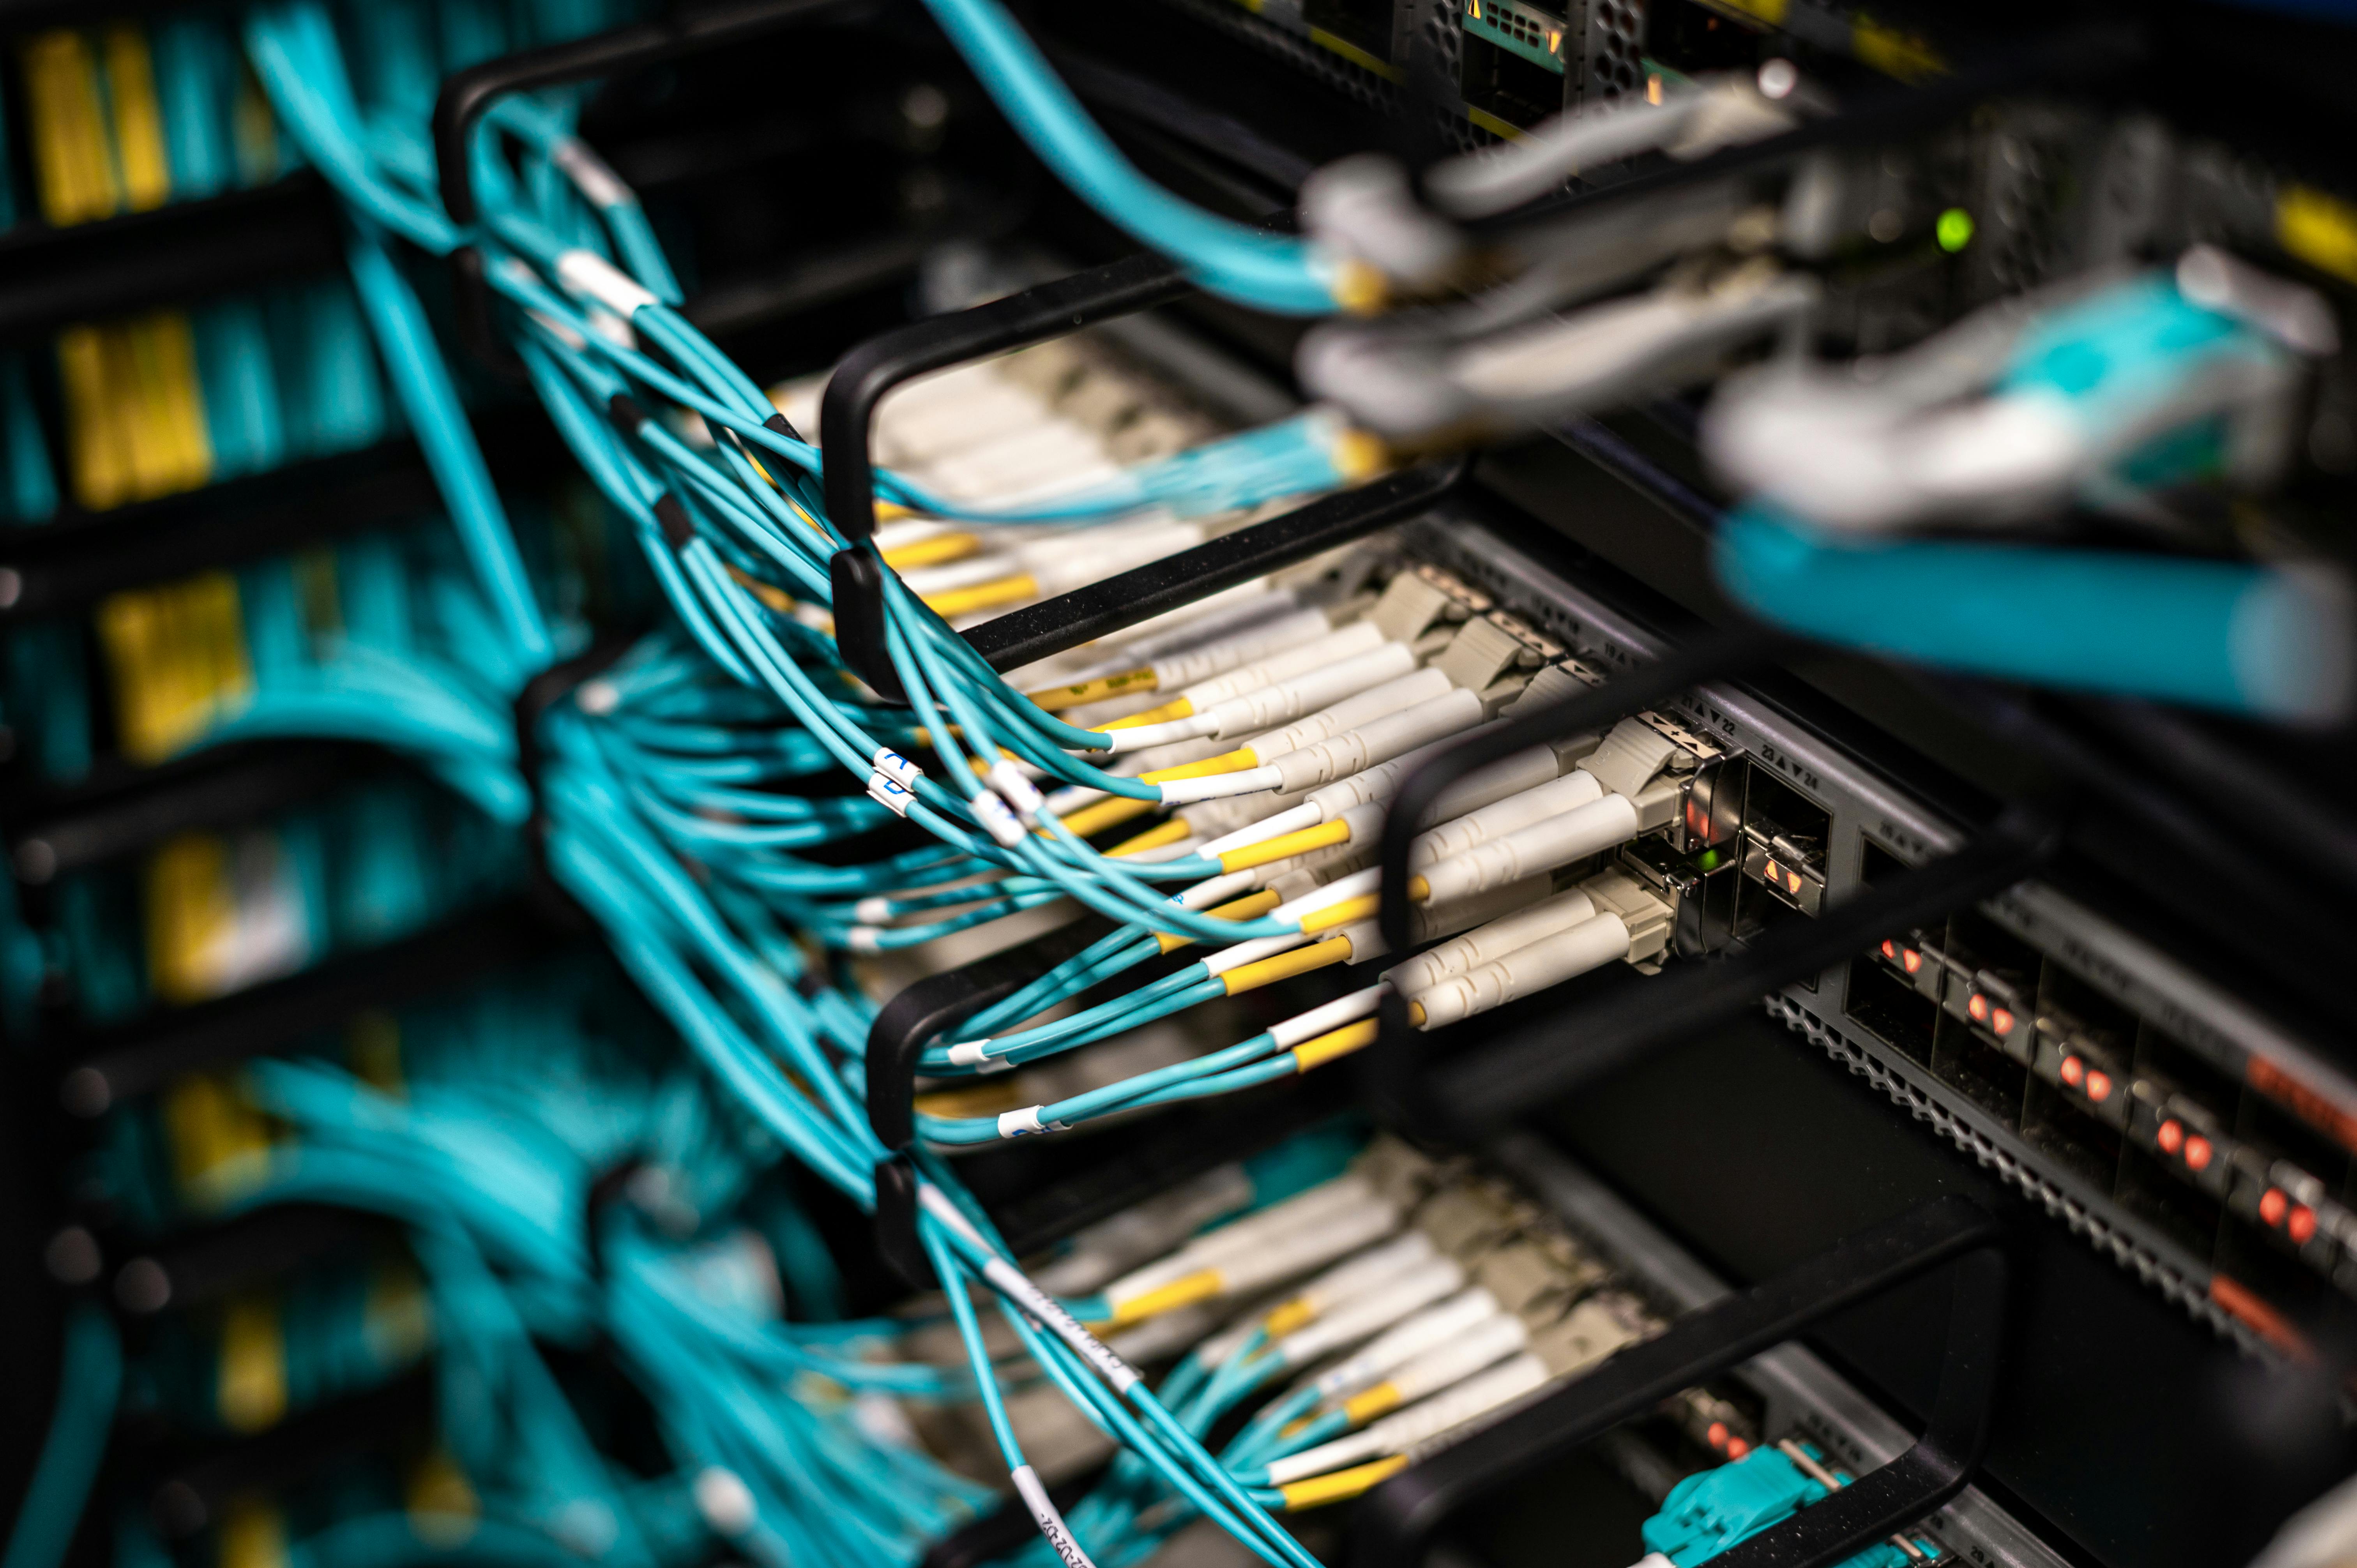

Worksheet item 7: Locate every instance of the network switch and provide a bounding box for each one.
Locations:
[1401,507,2357,1359]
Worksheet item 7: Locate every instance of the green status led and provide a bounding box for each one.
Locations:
[1936,208,1975,253]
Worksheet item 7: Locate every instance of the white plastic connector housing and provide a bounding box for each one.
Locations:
[1310,1287,1504,1400]
[1384,1310,1531,1403]
[1410,873,1556,945]
[1267,687,1486,793]
[1408,769,1604,867]
[1581,867,1677,965]
[1414,792,1641,906]
[1213,1196,1405,1299]
[1386,886,1600,997]
[1179,786,1314,841]
[1267,1353,1549,1482]
[1140,607,1334,692]
[1101,1175,1381,1307]
[1274,1255,1468,1367]
[1177,622,1387,710]
[1281,1232,1438,1320]
[1198,642,1422,742]
[1408,911,1634,1029]
[1244,668,1453,764]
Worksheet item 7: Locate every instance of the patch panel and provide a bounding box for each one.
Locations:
[1397,504,2357,1359]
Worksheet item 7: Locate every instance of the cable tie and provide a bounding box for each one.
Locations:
[608,392,650,435]
[653,493,696,550]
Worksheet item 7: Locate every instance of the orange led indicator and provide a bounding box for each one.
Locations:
[2260,1188,2289,1228]
[2157,1119,2184,1156]
[1706,1422,1729,1451]
[1991,1008,2015,1036]
[1725,1437,1751,1459]
[1967,994,1988,1023]
[1881,939,1899,960]
[2086,1071,2113,1103]
[2290,1206,2319,1245]
[2059,1055,2084,1088]
[2185,1135,2214,1172]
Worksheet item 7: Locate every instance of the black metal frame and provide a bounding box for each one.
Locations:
[1351,1195,2011,1568]
[820,251,1189,700]
[428,0,851,374]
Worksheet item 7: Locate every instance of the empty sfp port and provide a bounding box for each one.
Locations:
[1737,764,1829,921]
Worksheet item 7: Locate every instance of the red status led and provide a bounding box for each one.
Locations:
[1707,1422,1729,1451]
[2059,1055,2084,1087]
[1903,948,1922,974]
[2290,1206,2319,1245]
[2185,1135,2214,1172]
[2157,1119,2184,1155]
[1991,1008,2016,1036]
[1881,939,1898,961]
[2086,1071,2113,1103]
[1967,993,1988,1023]
[2260,1188,2289,1228]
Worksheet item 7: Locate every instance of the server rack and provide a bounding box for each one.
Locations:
[2,7,2352,1568]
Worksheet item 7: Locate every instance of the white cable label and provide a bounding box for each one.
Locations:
[872,748,924,790]
[555,248,657,316]
[981,1256,1142,1394]
[972,792,1028,848]
[867,775,915,816]
[998,1106,1063,1138]
[846,927,883,954]
[910,1184,1140,1392]
[1010,1466,1097,1568]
